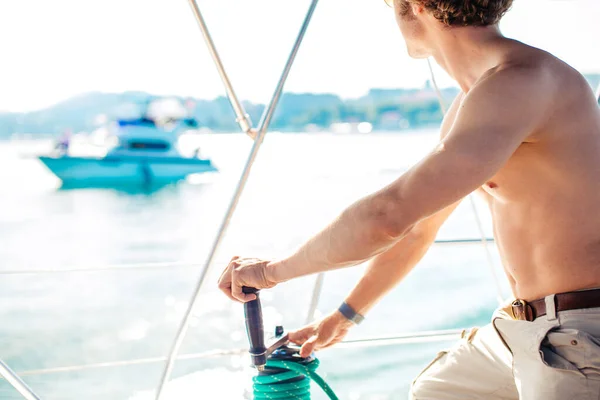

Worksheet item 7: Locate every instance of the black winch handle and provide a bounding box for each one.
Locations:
[243,287,267,370]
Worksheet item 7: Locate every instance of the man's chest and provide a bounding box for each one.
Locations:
[478,143,547,204]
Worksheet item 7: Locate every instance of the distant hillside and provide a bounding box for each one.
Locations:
[2,73,597,138]
[1,86,460,138]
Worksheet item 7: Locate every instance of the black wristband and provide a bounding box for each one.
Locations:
[338,302,365,325]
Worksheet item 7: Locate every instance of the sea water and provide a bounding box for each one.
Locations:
[0,131,509,399]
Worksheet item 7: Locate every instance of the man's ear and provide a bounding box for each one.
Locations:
[411,2,424,15]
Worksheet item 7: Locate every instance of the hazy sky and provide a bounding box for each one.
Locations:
[1,0,599,112]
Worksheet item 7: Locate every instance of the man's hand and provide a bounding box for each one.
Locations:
[288,311,354,358]
[218,257,278,302]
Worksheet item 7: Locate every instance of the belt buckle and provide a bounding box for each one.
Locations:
[511,299,532,321]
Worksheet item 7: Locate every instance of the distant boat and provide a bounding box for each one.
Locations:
[38,98,217,187]
[329,121,373,134]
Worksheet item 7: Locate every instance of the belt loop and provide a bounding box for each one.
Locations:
[545,294,557,321]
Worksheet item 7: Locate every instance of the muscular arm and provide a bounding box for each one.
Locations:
[345,201,459,315]
[268,67,550,283]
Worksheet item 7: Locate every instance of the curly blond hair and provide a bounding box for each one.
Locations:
[399,0,513,27]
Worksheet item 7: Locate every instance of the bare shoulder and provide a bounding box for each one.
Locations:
[499,45,600,138]
[526,47,594,103]
[470,62,554,107]
[529,49,600,114]
[472,46,594,116]
[452,46,597,143]
[448,63,554,143]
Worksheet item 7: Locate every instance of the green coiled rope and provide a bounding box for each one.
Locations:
[252,358,339,400]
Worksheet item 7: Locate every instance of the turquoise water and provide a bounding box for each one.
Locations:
[0,131,509,399]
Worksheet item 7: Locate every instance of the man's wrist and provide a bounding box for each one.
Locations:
[266,259,287,283]
[338,301,365,325]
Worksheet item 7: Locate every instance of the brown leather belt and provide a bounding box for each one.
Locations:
[511,288,600,321]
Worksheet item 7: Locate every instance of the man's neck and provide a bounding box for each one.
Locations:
[429,25,507,93]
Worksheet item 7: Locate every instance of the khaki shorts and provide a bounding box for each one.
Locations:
[410,294,600,399]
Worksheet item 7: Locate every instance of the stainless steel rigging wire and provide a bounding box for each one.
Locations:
[154,1,320,398]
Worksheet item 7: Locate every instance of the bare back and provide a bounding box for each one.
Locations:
[442,43,600,300]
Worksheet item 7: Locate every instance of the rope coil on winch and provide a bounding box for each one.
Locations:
[253,359,338,400]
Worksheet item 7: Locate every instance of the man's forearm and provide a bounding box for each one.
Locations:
[269,191,413,283]
[344,229,434,315]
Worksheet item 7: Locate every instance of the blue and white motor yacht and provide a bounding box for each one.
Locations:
[38,99,217,187]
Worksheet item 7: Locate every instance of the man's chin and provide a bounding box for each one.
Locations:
[407,48,430,59]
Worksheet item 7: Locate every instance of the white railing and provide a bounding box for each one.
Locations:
[8,329,464,379]
[0,238,495,276]
[0,236,491,398]
[0,360,41,400]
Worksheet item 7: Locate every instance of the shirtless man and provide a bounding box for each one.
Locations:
[219,0,600,398]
